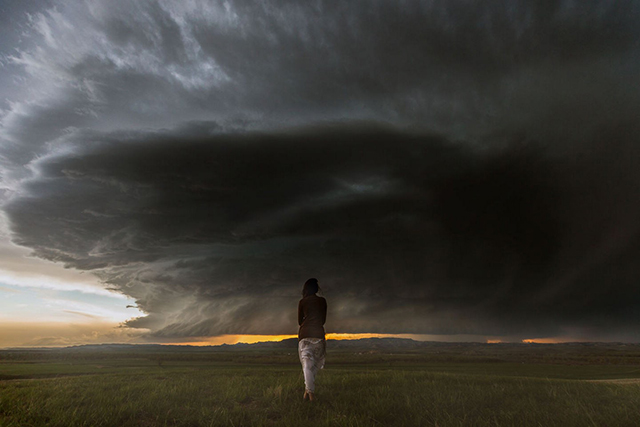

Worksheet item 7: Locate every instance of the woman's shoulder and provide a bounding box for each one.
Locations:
[301,294,326,302]
[301,295,325,301]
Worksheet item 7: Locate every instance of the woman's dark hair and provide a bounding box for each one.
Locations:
[302,278,319,297]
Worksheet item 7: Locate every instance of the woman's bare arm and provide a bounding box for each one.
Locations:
[321,298,327,325]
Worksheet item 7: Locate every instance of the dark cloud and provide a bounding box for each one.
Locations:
[3,0,639,169]
[5,121,640,339]
[2,0,640,340]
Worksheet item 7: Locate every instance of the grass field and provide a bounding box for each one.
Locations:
[2,343,640,426]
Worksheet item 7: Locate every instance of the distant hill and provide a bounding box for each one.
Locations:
[3,337,635,353]
[5,338,640,367]
[5,337,428,352]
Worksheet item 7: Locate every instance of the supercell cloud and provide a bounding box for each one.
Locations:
[1,0,640,340]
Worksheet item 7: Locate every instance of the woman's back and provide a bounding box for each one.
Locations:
[298,294,327,340]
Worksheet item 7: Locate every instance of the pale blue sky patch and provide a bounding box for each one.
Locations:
[0,282,141,323]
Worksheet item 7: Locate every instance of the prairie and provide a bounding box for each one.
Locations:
[1,341,640,426]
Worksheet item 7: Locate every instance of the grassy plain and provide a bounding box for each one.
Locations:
[1,342,640,426]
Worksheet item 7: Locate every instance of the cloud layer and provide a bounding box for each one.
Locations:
[6,121,640,339]
[2,0,640,340]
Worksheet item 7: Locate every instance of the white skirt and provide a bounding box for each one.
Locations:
[298,338,326,392]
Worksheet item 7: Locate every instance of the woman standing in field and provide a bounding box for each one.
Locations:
[298,278,327,402]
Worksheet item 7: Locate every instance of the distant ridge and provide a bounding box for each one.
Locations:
[3,337,631,352]
[5,337,423,352]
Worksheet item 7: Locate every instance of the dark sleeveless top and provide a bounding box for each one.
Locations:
[298,294,327,341]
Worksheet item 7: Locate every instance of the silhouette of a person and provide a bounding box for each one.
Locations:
[297,278,327,401]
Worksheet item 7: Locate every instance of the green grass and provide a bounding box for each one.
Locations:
[2,351,640,426]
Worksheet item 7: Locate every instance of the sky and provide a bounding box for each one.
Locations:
[1,0,640,347]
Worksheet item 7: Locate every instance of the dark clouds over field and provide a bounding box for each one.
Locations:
[2,0,640,340]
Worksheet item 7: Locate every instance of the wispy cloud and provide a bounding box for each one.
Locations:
[0,241,127,298]
[62,310,104,320]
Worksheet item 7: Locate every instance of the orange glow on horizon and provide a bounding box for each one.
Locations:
[161,333,428,346]
[326,333,423,340]
[173,335,297,346]
[522,338,573,344]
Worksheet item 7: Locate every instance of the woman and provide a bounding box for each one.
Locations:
[298,277,327,401]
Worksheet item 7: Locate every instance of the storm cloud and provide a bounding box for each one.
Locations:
[2,0,640,340]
